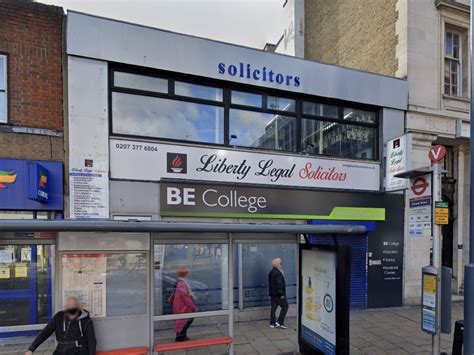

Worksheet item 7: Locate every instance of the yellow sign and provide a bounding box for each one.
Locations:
[423,274,436,294]
[435,208,449,225]
[0,266,10,279]
[15,266,28,278]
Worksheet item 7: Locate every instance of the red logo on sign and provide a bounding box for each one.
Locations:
[411,177,428,196]
[428,145,446,164]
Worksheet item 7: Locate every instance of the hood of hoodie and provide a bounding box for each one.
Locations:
[77,309,90,320]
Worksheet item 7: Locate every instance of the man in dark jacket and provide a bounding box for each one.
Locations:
[25,296,96,355]
[268,258,288,329]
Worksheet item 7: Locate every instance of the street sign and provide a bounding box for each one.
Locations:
[411,177,429,196]
[435,201,449,225]
[428,145,447,164]
[422,266,438,334]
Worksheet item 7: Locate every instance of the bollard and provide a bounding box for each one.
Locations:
[452,320,464,355]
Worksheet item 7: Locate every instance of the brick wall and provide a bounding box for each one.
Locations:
[304,0,398,76]
[0,0,63,131]
[0,131,63,161]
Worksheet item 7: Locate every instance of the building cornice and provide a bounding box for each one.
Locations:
[435,0,470,15]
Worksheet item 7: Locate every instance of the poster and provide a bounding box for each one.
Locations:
[301,248,336,355]
[0,266,11,279]
[0,249,14,264]
[408,174,432,237]
[15,265,28,278]
[21,247,31,262]
[62,253,107,317]
[69,159,109,219]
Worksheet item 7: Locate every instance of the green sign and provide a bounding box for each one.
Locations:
[435,201,448,208]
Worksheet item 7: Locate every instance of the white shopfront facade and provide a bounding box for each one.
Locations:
[62,11,408,352]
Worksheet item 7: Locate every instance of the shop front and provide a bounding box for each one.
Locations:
[54,10,410,353]
[0,158,63,341]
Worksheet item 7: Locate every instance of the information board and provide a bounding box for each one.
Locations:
[408,174,432,237]
[435,201,449,225]
[421,266,438,334]
[62,253,107,317]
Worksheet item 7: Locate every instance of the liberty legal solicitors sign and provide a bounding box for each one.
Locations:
[110,139,381,191]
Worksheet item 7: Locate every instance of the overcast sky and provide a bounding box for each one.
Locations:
[37,0,284,49]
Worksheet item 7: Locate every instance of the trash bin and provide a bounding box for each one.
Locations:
[452,320,464,355]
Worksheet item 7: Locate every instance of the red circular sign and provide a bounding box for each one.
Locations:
[429,145,447,163]
[411,177,428,196]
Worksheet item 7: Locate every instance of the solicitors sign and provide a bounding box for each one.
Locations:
[110,139,381,191]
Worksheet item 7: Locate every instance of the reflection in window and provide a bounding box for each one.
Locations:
[343,108,376,124]
[175,81,223,102]
[235,243,297,308]
[112,92,224,143]
[154,244,228,316]
[231,91,262,107]
[267,96,295,112]
[230,109,296,151]
[302,119,376,159]
[303,101,338,118]
[114,71,168,93]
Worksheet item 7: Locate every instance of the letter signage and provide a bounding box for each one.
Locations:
[111,139,380,191]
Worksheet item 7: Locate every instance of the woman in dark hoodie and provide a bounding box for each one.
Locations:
[25,296,96,355]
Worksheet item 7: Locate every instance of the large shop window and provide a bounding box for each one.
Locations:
[0,245,54,328]
[110,68,379,160]
[0,54,7,123]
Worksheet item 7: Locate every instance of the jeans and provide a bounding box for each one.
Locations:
[175,318,194,341]
[270,296,289,325]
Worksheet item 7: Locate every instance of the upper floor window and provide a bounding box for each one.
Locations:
[444,29,463,97]
[110,68,379,160]
[0,55,7,123]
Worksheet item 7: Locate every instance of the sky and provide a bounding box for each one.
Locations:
[37,0,284,49]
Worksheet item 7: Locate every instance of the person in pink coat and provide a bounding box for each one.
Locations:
[171,267,198,342]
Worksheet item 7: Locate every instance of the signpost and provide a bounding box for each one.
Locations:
[428,145,446,355]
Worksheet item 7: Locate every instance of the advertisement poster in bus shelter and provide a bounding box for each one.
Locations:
[300,248,337,354]
[62,253,107,317]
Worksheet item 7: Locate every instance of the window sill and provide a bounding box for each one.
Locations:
[442,94,469,103]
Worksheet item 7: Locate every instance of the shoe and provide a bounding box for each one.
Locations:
[276,322,288,329]
[269,323,276,328]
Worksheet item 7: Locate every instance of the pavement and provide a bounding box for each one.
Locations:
[0,302,465,354]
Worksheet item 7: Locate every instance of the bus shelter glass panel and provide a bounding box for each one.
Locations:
[61,252,147,317]
[154,243,228,316]
[237,243,297,307]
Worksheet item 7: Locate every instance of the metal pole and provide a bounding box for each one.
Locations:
[466,1,474,352]
[228,233,234,355]
[432,163,442,354]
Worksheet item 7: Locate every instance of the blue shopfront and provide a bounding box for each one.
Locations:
[0,158,63,337]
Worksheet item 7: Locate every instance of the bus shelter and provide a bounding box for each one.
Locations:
[0,220,364,354]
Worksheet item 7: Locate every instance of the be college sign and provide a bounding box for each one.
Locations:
[110,139,381,191]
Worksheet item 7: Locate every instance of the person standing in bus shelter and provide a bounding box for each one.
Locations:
[170,267,198,342]
[268,258,289,329]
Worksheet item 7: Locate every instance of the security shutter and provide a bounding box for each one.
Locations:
[309,234,368,310]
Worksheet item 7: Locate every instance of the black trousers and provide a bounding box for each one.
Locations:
[270,296,289,325]
[175,318,194,341]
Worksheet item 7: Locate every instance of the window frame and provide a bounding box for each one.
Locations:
[0,53,8,123]
[109,64,380,161]
[444,29,462,97]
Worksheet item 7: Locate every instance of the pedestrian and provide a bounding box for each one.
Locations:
[25,296,96,355]
[268,257,289,329]
[170,267,198,342]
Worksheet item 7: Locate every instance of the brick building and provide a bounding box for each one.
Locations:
[273,0,470,305]
[0,0,65,219]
